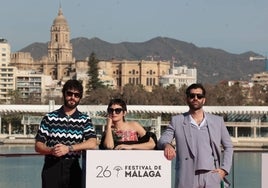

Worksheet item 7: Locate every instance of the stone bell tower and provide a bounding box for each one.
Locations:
[45,7,74,80]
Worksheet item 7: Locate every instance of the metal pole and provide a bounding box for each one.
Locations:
[265,58,268,72]
[0,115,1,134]
[232,153,235,188]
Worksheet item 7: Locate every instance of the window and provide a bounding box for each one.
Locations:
[136,78,139,84]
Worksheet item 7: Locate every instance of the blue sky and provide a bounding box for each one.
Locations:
[1,0,268,55]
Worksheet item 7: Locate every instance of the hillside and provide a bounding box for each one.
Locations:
[19,37,264,84]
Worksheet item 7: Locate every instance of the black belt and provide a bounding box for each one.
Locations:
[195,170,210,175]
[45,156,78,161]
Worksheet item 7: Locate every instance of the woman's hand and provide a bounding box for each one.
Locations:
[114,144,132,150]
[106,116,113,129]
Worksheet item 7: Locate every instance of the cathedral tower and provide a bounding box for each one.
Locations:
[45,7,74,80]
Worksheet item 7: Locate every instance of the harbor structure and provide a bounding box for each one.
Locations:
[0,105,268,149]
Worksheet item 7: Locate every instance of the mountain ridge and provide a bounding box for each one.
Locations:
[19,36,263,84]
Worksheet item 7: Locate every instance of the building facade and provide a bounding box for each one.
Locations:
[99,60,171,91]
[251,72,268,86]
[159,65,197,89]
[10,52,34,70]
[76,60,171,92]
[15,70,55,103]
[0,38,16,103]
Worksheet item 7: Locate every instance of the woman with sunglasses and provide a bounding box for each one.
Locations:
[99,98,157,150]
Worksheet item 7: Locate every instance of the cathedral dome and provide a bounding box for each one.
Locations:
[53,8,68,26]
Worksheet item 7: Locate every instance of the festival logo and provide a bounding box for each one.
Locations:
[96,164,162,178]
[113,166,123,177]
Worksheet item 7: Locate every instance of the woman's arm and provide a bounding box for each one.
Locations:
[114,137,156,150]
[102,117,115,149]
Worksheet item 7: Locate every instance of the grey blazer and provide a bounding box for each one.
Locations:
[158,112,233,188]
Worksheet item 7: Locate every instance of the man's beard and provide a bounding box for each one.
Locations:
[64,99,79,109]
[188,102,203,111]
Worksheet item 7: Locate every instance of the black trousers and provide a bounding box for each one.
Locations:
[42,157,82,188]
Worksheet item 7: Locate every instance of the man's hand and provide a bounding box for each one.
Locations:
[52,144,69,157]
[212,168,227,179]
[164,143,176,160]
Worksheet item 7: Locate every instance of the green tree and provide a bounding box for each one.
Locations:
[228,82,245,105]
[122,84,148,105]
[150,84,186,105]
[7,89,22,104]
[207,82,230,105]
[165,85,183,105]
[2,114,23,134]
[81,87,114,105]
[249,84,268,105]
[176,84,188,105]
[205,81,246,106]
[87,52,105,92]
[149,86,166,104]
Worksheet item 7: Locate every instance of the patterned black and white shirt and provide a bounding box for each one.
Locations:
[35,106,96,159]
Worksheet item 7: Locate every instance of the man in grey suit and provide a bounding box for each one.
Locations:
[158,83,233,188]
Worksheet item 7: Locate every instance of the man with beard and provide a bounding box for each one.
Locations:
[158,83,233,188]
[35,79,97,188]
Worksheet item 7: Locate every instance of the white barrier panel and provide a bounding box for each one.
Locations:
[262,153,268,187]
[84,150,171,188]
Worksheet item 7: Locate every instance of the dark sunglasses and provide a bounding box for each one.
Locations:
[66,91,81,98]
[108,108,123,114]
[187,93,205,99]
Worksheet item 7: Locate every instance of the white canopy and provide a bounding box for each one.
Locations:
[0,105,266,115]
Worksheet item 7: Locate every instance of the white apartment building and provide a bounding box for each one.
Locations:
[160,65,197,89]
[15,70,59,104]
[0,38,17,103]
[251,72,268,86]
[1,39,56,104]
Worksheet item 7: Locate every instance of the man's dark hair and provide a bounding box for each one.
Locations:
[185,83,206,96]
[62,80,83,98]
